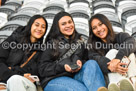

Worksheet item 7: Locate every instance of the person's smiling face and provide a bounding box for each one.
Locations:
[91,18,108,42]
[30,18,46,42]
[58,16,75,39]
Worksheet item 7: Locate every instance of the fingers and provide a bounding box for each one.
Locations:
[64,60,82,73]
[8,67,11,69]
[116,63,128,75]
[24,73,31,77]
[23,73,35,83]
[76,60,82,68]
[0,85,6,90]
[64,64,72,72]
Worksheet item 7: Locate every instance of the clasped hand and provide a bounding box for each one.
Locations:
[64,60,82,73]
[107,59,128,75]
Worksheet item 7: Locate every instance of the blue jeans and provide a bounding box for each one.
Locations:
[44,60,105,91]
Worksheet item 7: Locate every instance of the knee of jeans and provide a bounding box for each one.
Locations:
[7,75,22,83]
[84,60,98,69]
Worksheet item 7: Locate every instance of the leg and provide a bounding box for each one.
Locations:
[106,49,126,84]
[74,60,106,91]
[105,49,118,60]
[127,53,136,77]
[7,75,37,91]
[44,76,88,91]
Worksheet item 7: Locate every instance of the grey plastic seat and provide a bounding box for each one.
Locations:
[68,4,91,16]
[115,0,136,8]
[93,6,116,14]
[69,0,89,8]
[23,0,46,5]
[43,5,64,12]
[0,20,27,31]
[132,27,136,34]
[18,7,40,14]
[93,0,112,3]
[76,28,89,37]
[93,1,113,7]
[131,31,136,41]
[0,35,9,43]
[42,11,59,19]
[0,12,8,28]
[125,20,136,35]
[69,0,89,5]
[22,1,46,10]
[110,21,122,28]
[73,17,89,36]
[70,12,89,19]
[8,12,34,22]
[117,3,136,21]
[5,0,22,10]
[98,11,120,22]
[110,21,123,33]
[121,9,136,29]
[93,4,115,11]
[0,5,16,15]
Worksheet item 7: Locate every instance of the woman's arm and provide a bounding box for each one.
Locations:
[88,49,111,74]
[38,48,69,78]
[0,36,17,82]
[115,32,136,60]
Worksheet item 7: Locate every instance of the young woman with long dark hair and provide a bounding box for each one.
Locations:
[88,14,136,91]
[38,11,106,91]
[0,15,48,91]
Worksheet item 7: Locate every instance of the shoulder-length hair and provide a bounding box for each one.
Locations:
[88,14,115,55]
[21,15,48,44]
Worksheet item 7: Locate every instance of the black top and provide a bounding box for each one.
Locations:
[88,32,136,74]
[0,26,42,83]
[38,34,88,88]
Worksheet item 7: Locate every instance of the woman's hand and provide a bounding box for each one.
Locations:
[114,62,128,75]
[24,73,35,83]
[107,59,128,75]
[107,59,120,72]
[0,84,6,90]
[8,67,11,69]
[64,60,82,73]
[64,64,72,72]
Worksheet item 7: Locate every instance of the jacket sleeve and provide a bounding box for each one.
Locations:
[88,49,111,74]
[38,42,86,78]
[0,26,25,82]
[0,36,17,82]
[71,43,87,64]
[38,48,67,78]
[115,32,136,60]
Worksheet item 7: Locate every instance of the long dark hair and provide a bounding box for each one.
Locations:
[46,11,80,57]
[88,14,115,55]
[21,15,48,44]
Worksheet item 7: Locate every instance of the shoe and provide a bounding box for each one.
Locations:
[129,76,136,90]
[120,79,135,91]
[108,83,120,91]
[97,87,108,91]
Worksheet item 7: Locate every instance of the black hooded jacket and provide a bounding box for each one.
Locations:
[38,33,87,88]
[88,32,136,74]
[0,26,42,83]
[38,11,88,88]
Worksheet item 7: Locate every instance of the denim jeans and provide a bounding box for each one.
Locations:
[44,60,105,91]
